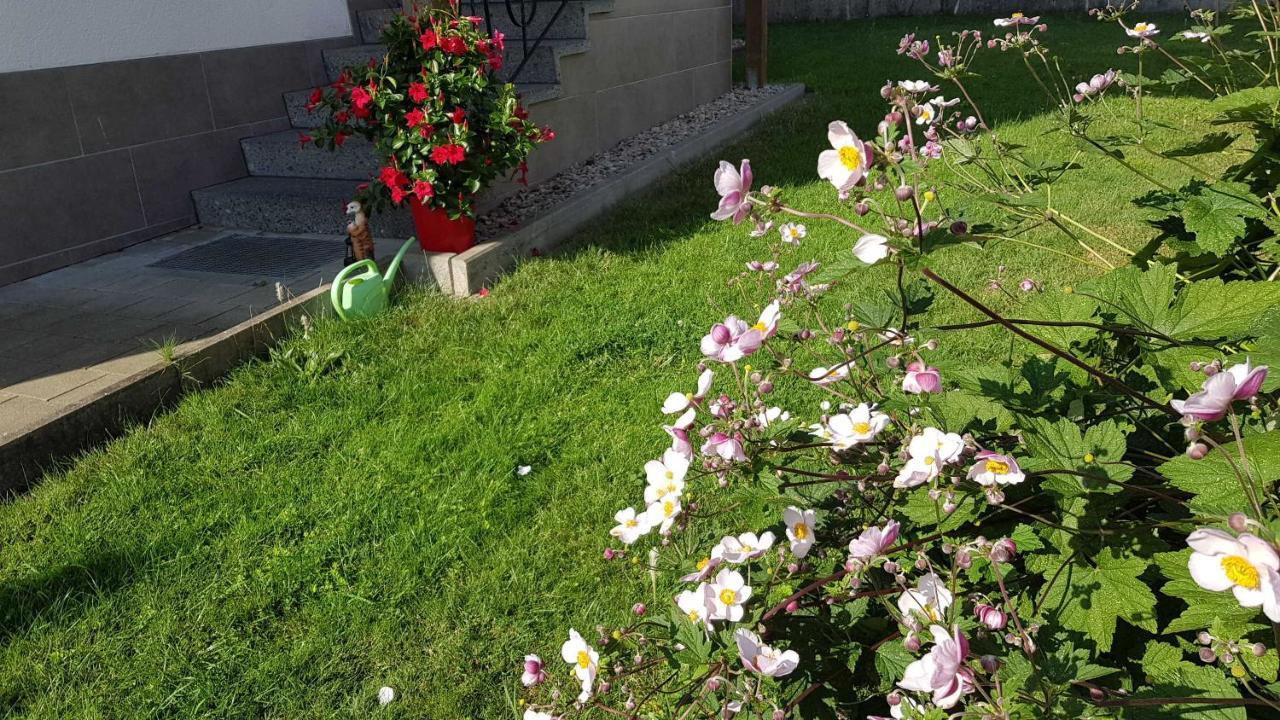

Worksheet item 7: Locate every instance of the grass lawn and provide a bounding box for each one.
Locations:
[0,14,1242,719]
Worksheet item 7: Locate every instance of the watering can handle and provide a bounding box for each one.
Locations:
[330,259,378,321]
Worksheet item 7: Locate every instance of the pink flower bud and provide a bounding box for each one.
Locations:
[855,201,870,216]
[877,462,890,475]
[980,655,1001,674]
[1090,687,1105,701]
[603,548,617,560]
[989,538,1017,563]
[1186,442,1209,460]
[1254,643,1267,657]
[976,603,1007,630]
[632,603,646,616]
[1229,513,1249,532]
[785,600,800,614]
[773,710,786,720]
[904,633,921,652]
[895,185,915,201]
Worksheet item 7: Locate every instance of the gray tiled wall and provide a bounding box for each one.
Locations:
[0,35,352,287]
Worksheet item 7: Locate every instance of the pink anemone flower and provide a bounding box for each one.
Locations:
[898,625,973,709]
[711,159,753,224]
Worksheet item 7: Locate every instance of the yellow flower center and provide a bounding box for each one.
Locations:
[924,456,935,465]
[853,422,872,435]
[576,650,592,669]
[696,557,710,571]
[665,470,674,479]
[838,146,863,172]
[794,523,809,540]
[687,609,702,621]
[625,518,638,528]
[719,589,738,605]
[926,606,943,622]
[663,500,675,517]
[752,322,767,331]
[1083,453,1095,463]
[846,320,860,331]
[741,545,753,554]
[1222,555,1261,589]
[1135,22,1150,31]
[985,459,1010,475]
[1012,12,1024,18]
[789,227,801,238]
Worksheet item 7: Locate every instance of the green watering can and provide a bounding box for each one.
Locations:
[330,238,416,320]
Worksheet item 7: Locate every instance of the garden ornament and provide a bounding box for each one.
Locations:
[345,200,376,263]
[330,237,415,320]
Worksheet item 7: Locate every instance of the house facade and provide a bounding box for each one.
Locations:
[0,0,731,286]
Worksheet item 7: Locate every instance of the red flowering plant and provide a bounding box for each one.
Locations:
[304,3,552,218]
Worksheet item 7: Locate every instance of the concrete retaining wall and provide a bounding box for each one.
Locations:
[732,0,1231,21]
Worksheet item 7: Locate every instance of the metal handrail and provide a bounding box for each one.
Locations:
[460,0,571,83]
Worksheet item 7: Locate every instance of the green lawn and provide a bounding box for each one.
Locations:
[0,14,1237,718]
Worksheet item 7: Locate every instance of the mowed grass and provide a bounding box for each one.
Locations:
[0,15,1241,718]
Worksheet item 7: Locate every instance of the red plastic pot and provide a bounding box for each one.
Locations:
[410,202,477,253]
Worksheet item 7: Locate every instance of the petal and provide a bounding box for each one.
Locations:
[714,161,741,196]
[1240,534,1280,570]
[827,120,854,149]
[817,151,849,186]
[1187,528,1243,557]
[1188,552,1234,591]
[897,657,935,692]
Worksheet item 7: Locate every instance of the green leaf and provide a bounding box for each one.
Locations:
[1031,548,1158,651]
[926,390,1015,434]
[1021,417,1132,496]
[1158,430,1280,516]
[1210,86,1280,116]
[1017,291,1101,348]
[873,640,914,690]
[1166,278,1280,340]
[1133,642,1246,720]
[1153,550,1263,636]
[1179,182,1265,256]
[1081,265,1177,334]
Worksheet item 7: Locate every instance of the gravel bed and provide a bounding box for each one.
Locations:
[475,84,795,241]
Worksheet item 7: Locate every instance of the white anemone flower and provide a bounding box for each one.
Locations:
[817,403,890,450]
[1126,21,1159,38]
[1188,528,1280,621]
[784,506,817,558]
[644,449,690,504]
[913,104,936,126]
[642,493,683,535]
[719,531,776,563]
[898,79,932,93]
[662,369,714,414]
[854,234,890,265]
[808,363,851,385]
[817,121,870,191]
[524,711,555,720]
[779,222,807,245]
[756,406,791,427]
[735,629,800,677]
[709,568,753,622]
[560,629,599,683]
[897,572,954,624]
[895,427,965,488]
[610,506,655,545]
[677,583,716,631]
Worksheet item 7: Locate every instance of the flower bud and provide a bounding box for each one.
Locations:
[603,548,617,560]
[632,603,646,616]
[876,462,890,475]
[886,356,901,369]
[785,600,800,614]
[895,185,915,201]
[976,603,1008,630]
[1186,442,1209,460]
[773,710,786,720]
[1254,643,1267,657]
[1221,652,1234,664]
[758,381,774,394]
[989,538,1017,563]
[598,681,611,694]
[1229,513,1249,532]
[1184,426,1201,442]
[888,111,904,124]
[904,633,921,652]
[1197,631,1213,645]
[1090,687,1105,701]
[855,201,870,216]
[707,677,722,691]
[980,655,1001,674]
[955,548,972,568]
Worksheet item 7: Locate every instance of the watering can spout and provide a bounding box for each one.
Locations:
[384,237,417,286]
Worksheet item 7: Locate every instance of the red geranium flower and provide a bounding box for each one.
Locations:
[419,30,438,51]
[449,106,466,124]
[298,133,313,148]
[492,30,506,51]
[334,132,348,147]
[404,108,426,127]
[412,179,435,200]
[390,185,409,205]
[540,126,556,142]
[379,165,409,189]
[440,35,468,55]
[430,143,467,165]
[307,88,324,109]
[334,110,350,124]
[408,82,430,104]
[351,86,373,110]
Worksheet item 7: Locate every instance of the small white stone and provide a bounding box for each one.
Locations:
[378,686,395,706]
[517,465,532,476]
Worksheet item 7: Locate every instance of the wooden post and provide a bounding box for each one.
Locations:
[745,0,767,89]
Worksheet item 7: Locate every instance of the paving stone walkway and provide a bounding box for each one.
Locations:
[0,226,372,441]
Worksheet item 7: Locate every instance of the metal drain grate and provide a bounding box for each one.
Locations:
[149,234,345,278]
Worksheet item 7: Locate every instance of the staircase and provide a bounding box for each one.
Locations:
[192,2,605,239]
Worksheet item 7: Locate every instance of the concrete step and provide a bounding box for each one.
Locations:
[193,177,413,238]
[322,38,587,85]
[284,81,561,129]
[242,130,379,180]
[359,4,589,45]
